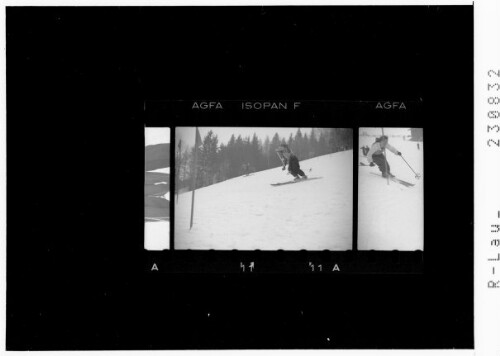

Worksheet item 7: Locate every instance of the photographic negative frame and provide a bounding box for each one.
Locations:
[174,126,353,251]
[358,127,424,251]
[144,127,171,250]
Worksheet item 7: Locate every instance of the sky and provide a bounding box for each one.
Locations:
[360,127,413,137]
[175,127,314,150]
[145,127,170,146]
[145,127,414,148]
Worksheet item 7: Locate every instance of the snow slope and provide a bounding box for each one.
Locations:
[175,151,353,250]
[358,136,423,250]
[144,219,170,250]
[144,168,170,251]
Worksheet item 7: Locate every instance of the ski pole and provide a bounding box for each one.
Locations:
[400,154,421,179]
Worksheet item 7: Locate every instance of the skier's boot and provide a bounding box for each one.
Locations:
[302,175,308,179]
[294,176,301,182]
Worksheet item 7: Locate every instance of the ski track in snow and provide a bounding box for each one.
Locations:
[358,137,423,250]
[175,151,353,250]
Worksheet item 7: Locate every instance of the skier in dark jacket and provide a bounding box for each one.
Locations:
[277,144,307,181]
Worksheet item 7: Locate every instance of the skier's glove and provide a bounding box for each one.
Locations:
[369,162,375,167]
[397,151,402,155]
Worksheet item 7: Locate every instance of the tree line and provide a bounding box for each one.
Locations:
[175,128,352,192]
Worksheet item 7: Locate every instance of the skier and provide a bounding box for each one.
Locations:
[277,144,307,181]
[367,135,402,178]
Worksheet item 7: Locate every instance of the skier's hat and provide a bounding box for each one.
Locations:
[277,143,291,153]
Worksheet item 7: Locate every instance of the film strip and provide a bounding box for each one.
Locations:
[144,100,426,274]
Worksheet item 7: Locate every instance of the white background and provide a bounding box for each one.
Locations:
[474,0,500,355]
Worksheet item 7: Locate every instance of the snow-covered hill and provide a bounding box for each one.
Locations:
[175,151,353,250]
[358,137,423,250]
[144,219,170,250]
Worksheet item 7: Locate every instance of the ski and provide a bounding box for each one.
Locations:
[369,172,414,187]
[271,177,322,186]
[394,178,415,187]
